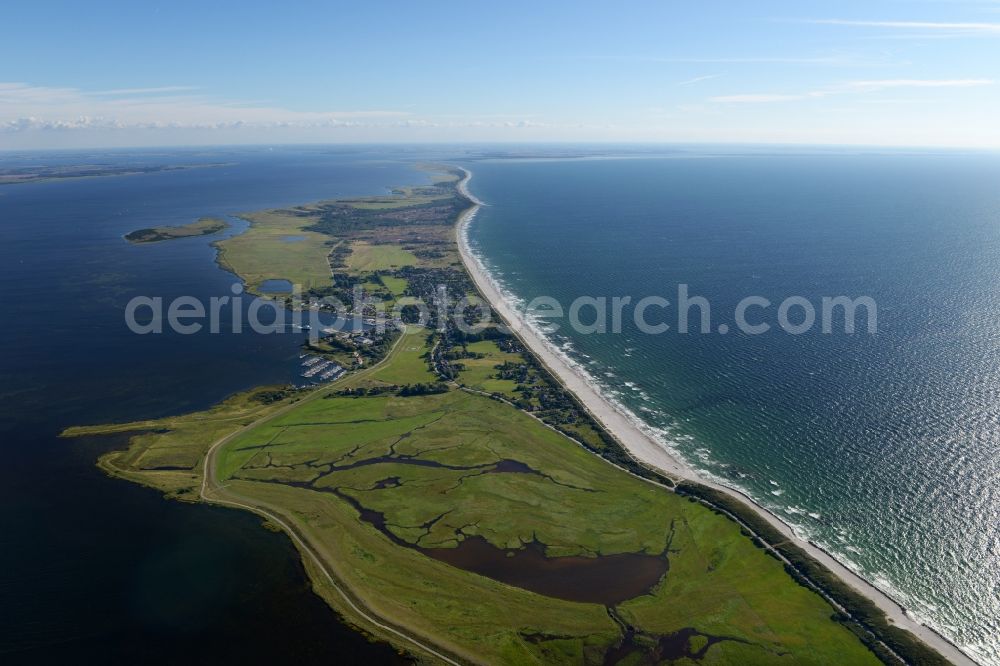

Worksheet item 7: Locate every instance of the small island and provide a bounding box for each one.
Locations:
[125,216,229,244]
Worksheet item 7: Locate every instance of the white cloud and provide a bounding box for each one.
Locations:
[710,93,811,103]
[0,82,410,132]
[89,86,202,96]
[0,81,566,151]
[711,79,994,103]
[807,19,1000,34]
[582,52,912,67]
[844,78,995,89]
[662,56,844,64]
[677,74,723,86]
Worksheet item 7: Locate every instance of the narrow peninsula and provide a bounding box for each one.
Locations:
[65,165,957,665]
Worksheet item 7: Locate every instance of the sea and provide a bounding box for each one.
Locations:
[463,148,1000,665]
[0,145,438,663]
[1,144,996,665]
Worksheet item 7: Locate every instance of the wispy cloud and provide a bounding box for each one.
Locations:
[710,93,812,103]
[677,74,724,86]
[710,78,995,103]
[0,82,411,132]
[663,56,844,64]
[89,86,202,96]
[0,82,562,140]
[845,78,995,89]
[579,54,878,65]
[806,19,1000,34]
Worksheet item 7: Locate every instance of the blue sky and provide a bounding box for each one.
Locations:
[2,0,1000,148]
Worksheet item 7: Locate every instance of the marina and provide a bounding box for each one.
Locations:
[301,355,345,381]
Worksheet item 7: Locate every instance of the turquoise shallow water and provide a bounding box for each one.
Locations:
[464,151,1000,665]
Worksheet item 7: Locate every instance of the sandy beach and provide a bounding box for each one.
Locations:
[454,167,978,666]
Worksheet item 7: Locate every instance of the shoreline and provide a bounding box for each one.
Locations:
[454,166,979,666]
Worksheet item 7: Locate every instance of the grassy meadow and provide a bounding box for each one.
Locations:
[64,167,889,664]
[346,241,419,272]
[67,327,879,665]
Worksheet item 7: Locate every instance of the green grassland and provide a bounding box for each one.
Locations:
[214,209,335,292]
[67,326,879,664]
[361,327,439,385]
[125,216,229,244]
[343,185,453,210]
[63,386,301,501]
[212,167,463,295]
[64,166,894,664]
[346,241,419,272]
[454,339,523,397]
[440,335,610,453]
[381,275,409,297]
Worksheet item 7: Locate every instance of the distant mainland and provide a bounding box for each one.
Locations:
[0,162,230,186]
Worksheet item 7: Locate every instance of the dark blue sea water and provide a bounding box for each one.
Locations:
[0,146,433,663]
[464,151,1000,665]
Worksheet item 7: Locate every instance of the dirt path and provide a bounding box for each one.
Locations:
[198,329,467,666]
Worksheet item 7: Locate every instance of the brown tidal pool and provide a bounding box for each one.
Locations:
[424,536,669,605]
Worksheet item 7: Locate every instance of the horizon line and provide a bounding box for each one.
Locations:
[3,139,1000,154]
